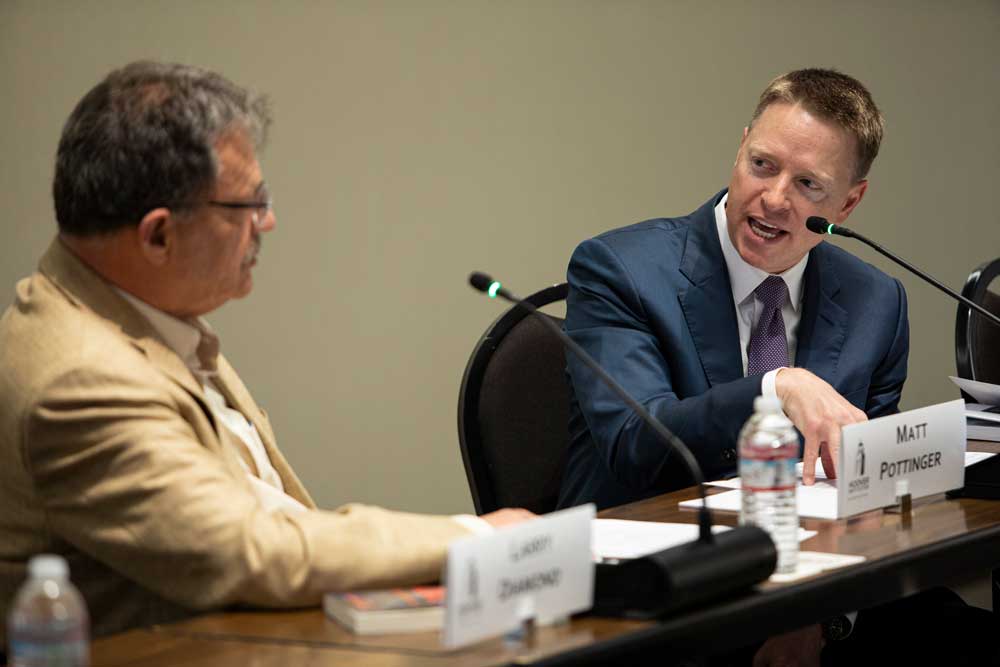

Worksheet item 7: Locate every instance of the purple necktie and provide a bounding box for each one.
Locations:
[746,275,789,375]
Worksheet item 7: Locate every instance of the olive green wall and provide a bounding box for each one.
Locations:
[2,1,997,514]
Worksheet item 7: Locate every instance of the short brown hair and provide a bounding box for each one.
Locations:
[750,68,884,181]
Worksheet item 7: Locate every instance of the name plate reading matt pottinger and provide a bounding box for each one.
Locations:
[837,399,966,518]
[442,504,594,649]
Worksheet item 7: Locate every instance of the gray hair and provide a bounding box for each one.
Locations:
[53,61,272,236]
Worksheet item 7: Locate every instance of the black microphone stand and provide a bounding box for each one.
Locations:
[806,217,1000,329]
[806,217,1000,499]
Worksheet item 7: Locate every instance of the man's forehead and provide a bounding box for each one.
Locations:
[745,106,855,182]
[213,131,262,193]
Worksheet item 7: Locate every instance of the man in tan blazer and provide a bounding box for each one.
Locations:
[0,61,529,642]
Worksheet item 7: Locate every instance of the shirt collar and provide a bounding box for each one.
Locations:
[114,289,218,374]
[714,193,808,310]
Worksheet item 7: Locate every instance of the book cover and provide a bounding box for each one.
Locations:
[324,586,444,635]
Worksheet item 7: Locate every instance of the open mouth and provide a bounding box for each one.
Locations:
[748,217,787,241]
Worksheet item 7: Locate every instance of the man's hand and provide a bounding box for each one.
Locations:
[480,508,536,528]
[753,623,825,667]
[775,368,867,485]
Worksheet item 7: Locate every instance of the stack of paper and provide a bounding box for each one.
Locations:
[680,480,840,520]
[679,452,995,520]
[951,376,1000,442]
[591,519,816,560]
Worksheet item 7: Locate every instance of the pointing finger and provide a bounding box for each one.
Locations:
[801,436,819,486]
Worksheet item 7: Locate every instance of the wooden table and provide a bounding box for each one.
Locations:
[92,443,1000,666]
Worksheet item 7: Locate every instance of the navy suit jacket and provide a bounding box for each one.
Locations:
[557,190,909,510]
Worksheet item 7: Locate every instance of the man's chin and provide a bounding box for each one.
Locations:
[235,274,254,299]
[737,242,793,275]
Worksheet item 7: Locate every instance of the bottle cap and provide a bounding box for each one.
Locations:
[753,395,783,414]
[28,554,69,580]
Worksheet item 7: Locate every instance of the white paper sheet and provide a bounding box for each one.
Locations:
[690,452,996,519]
[591,519,816,560]
[950,376,1000,405]
[681,482,841,519]
[767,551,866,583]
[966,451,998,466]
[707,461,829,488]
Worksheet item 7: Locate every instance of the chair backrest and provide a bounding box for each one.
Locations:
[458,283,569,515]
[956,258,1000,387]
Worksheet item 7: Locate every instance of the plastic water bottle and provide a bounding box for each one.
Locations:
[739,395,799,574]
[7,555,89,667]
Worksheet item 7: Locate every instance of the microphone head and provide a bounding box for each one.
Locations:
[468,272,495,293]
[806,216,832,235]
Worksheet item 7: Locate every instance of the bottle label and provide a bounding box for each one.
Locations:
[9,639,88,666]
[740,457,796,491]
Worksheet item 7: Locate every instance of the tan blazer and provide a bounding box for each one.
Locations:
[0,240,468,640]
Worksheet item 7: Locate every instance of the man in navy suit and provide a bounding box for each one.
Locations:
[557,67,923,667]
[559,69,908,512]
[554,66,1000,667]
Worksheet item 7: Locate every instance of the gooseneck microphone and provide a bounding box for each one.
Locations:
[806,217,1000,329]
[468,271,776,617]
[469,271,713,534]
[806,217,1000,500]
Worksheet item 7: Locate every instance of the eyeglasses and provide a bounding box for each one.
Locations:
[207,198,274,230]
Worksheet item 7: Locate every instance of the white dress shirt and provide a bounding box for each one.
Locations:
[714,194,809,398]
[714,200,857,627]
[115,290,490,531]
[117,290,309,514]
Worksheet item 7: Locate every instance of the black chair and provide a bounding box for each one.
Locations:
[953,258,1000,611]
[955,258,1000,388]
[458,283,569,515]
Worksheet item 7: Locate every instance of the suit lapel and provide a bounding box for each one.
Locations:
[213,358,316,508]
[678,197,744,387]
[37,240,303,499]
[794,243,846,384]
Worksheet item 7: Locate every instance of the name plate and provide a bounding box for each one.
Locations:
[837,399,966,518]
[442,504,595,649]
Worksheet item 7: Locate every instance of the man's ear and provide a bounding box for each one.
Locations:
[136,208,174,266]
[835,180,868,224]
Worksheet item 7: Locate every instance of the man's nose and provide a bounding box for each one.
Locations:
[257,207,276,233]
[761,175,792,214]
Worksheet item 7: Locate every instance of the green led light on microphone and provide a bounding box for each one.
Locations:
[826,223,835,235]
[488,281,502,299]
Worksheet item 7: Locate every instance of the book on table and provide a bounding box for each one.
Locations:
[323,586,444,635]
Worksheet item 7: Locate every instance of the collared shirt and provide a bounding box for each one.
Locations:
[714,197,858,626]
[714,193,809,398]
[115,290,308,514]
[114,290,490,531]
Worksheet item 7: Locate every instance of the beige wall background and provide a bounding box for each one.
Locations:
[1,1,997,516]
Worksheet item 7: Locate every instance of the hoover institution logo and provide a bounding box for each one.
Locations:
[847,441,870,497]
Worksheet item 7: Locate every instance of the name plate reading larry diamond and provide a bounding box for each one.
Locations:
[442,504,594,649]
[837,399,966,518]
